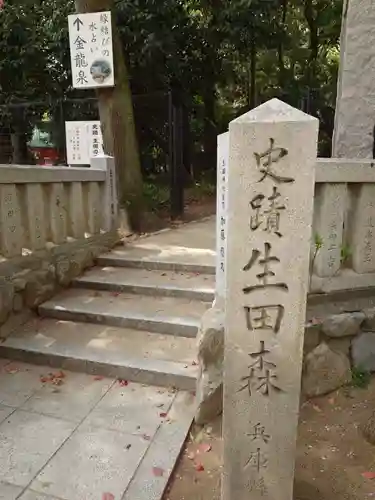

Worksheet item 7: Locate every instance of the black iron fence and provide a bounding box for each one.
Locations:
[0,90,186,218]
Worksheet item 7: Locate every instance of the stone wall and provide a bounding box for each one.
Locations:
[0,231,120,339]
[196,305,375,424]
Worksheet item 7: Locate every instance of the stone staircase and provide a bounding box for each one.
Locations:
[0,222,216,392]
[0,219,216,500]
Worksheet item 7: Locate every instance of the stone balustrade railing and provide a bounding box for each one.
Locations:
[311,158,375,294]
[0,156,118,260]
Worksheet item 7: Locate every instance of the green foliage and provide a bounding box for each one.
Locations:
[341,243,352,265]
[351,366,371,389]
[314,233,324,252]
[143,181,169,212]
[0,0,344,163]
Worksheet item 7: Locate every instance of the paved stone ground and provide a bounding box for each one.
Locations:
[0,358,194,500]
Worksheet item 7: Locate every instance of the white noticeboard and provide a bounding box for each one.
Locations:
[68,11,114,89]
[215,132,229,302]
[65,121,104,165]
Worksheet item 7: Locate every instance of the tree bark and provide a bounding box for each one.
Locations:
[277,0,288,89]
[75,0,144,232]
[202,89,217,172]
[304,0,319,87]
[249,36,257,109]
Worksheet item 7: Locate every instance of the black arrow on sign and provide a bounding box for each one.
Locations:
[73,17,83,31]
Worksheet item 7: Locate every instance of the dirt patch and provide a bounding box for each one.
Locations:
[165,380,375,500]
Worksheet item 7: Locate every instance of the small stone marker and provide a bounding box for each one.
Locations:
[223,99,318,500]
[215,132,229,306]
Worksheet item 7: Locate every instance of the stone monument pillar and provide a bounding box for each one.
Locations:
[332,0,375,158]
[223,99,318,500]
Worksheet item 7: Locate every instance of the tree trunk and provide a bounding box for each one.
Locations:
[250,37,257,109]
[304,0,319,87]
[11,133,29,164]
[277,0,288,89]
[75,0,144,232]
[202,90,217,173]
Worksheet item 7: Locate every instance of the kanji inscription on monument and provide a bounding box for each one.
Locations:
[223,98,318,500]
[215,132,229,305]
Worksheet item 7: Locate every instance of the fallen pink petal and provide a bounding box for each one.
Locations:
[152,466,165,477]
[198,443,212,453]
[361,472,375,480]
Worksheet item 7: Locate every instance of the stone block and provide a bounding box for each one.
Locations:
[352,332,375,372]
[54,248,93,287]
[195,306,224,425]
[12,293,24,313]
[302,343,351,397]
[303,323,321,355]
[0,281,15,324]
[362,307,375,331]
[0,231,119,333]
[326,337,352,357]
[322,312,365,338]
[24,268,56,309]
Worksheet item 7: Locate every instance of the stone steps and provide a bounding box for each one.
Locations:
[0,219,217,500]
[0,218,216,396]
[0,235,212,392]
[0,318,198,390]
[38,288,208,338]
[72,266,215,302]
[98,246,216,274]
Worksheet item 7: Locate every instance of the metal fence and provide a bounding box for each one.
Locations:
[0,90,186,218]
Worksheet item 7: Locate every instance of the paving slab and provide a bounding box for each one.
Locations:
[73,266,215,302]
[0,409,75,487]
[122,391,195,500]
[0,362,193,500]
[0,481,23,500]
[0,404,15,424]
[31,426,148,500]
[39,288,208,337]
[21,371,114,423]
[0,361,48,407]
[83,381,176,438]
[18,492,57,500]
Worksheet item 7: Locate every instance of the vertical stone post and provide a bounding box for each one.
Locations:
[223,99,318,500]
[215,132,229,307]
[90,155,118,231]
[332,0,375,158]
[351,185,375,273]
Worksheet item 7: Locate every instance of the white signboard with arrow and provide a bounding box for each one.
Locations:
[68,11,115,89]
